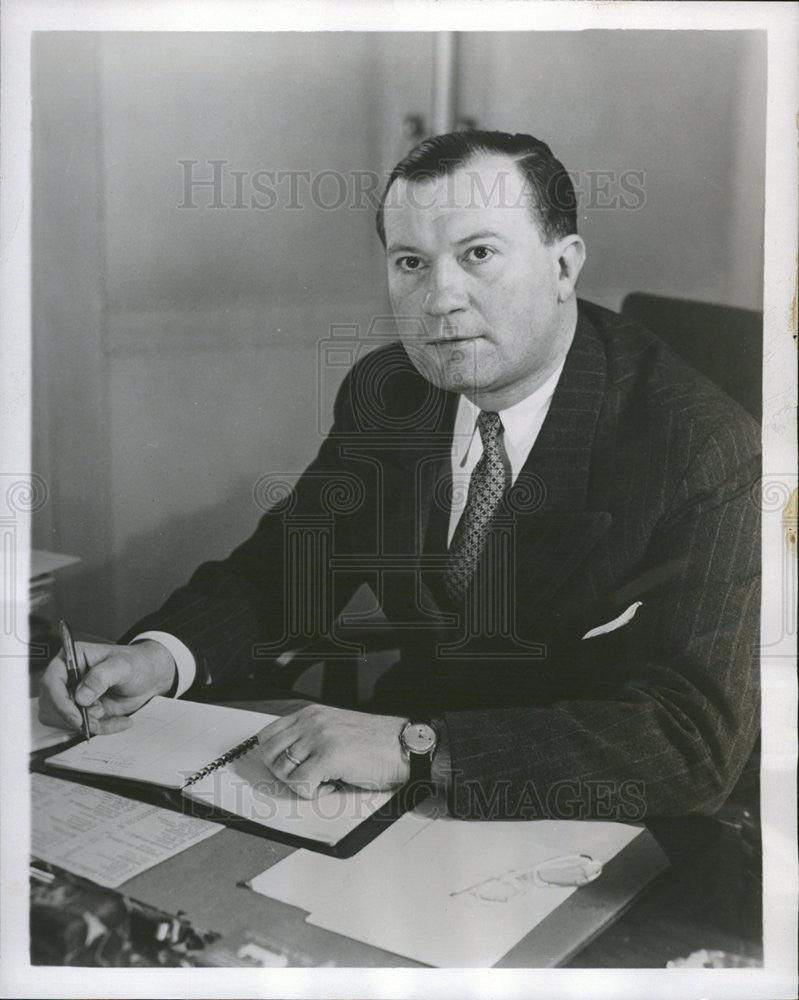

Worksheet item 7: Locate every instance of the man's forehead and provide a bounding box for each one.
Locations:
[395,154,529,207]
[384,154,534,241]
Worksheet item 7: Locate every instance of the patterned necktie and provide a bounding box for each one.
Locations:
[444,411,505,605]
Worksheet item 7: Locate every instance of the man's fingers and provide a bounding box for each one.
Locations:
[92,715,133,736]
[39,698,81,730]
[261,732,341,799]
[260,730,332,796]
[261,736,305,780]
[77,641,121,668]
[256,712,300,746]
[39,656,82,729]
[95,695,140,720]
[282,735,313,767]
[74,656,135,707]
[257,716,302,766]
[277,757,329,799]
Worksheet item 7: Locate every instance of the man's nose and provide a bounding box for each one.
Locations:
[422,260,468,316]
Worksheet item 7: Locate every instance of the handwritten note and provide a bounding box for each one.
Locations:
[45,697,273,788]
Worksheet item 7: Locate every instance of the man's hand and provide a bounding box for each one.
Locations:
[38,640,177,735]
[257,704,411,798]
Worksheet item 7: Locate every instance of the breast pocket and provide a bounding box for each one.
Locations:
[581,601,643,640]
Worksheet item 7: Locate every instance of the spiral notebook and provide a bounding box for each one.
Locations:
[40,697,396,855]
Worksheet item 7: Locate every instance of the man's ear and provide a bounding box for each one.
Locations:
[555,235,586,302]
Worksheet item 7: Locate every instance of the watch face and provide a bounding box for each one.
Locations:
[402,722,436,754]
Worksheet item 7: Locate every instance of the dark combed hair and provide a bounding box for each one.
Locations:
[376,130,577,247]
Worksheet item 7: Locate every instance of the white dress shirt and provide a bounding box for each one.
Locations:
[136,358,566,697]
[447,360,566,544]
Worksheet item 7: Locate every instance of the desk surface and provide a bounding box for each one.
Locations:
[33,699,764,968]
[111,807,761,969]
[112,813,760,968]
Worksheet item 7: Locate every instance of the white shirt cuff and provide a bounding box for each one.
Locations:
[131,631,197,697]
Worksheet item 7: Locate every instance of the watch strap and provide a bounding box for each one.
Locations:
[408,745,433,783]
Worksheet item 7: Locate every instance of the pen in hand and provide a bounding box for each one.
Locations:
[58,619,92,741]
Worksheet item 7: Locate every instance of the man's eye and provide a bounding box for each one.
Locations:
[397,256,425,272]
[464,245,495,263]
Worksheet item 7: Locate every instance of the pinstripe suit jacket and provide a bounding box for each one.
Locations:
[126,301,761,820]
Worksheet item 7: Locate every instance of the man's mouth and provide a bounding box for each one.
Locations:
[425,335,479,346]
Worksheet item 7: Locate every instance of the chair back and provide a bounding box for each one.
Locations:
[621,293,762,419]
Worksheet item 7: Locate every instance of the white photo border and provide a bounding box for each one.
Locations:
[1,2,796,998]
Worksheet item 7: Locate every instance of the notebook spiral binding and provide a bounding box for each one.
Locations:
[183,734,260,787]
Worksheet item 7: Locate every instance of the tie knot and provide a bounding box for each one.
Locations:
[477,410,501,447]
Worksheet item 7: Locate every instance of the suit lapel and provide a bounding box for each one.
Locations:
[389,384,458,553]
[505,312,612,610]
[379,319,613,619]
[373,368,455,625]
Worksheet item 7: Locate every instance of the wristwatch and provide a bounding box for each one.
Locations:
[399,719,438,783]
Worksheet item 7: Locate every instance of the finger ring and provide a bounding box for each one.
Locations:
[283,747,303,768]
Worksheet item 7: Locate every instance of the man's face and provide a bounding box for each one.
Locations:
[383,153,582,410]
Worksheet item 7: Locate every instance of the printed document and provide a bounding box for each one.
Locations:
[31,773,220,887]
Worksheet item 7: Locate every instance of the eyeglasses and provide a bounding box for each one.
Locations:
[451,854,603,903]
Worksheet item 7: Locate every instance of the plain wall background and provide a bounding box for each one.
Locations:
[31,31,767,638]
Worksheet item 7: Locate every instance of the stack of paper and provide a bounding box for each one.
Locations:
[248,796,643,967]
[29,550,80,614]
[32,773,221,888]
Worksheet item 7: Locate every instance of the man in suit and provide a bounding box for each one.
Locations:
[40,131,760,820]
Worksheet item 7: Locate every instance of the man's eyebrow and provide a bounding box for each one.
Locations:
[454,230,505,245]
[385,243,421,255]
[386,231,505,255]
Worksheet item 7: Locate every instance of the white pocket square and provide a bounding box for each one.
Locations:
[582,601,643,640]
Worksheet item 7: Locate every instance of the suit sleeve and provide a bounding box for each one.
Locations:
[119,370,364,693]
[441,418,761,820]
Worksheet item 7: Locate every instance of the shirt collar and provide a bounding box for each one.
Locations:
[452,358,567,465]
